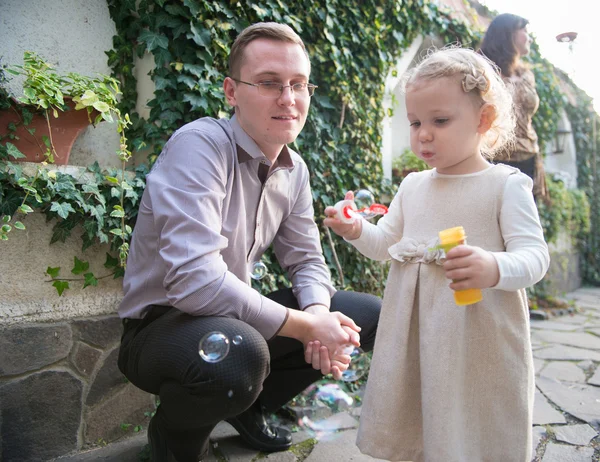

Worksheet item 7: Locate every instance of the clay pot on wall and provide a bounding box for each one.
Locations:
[0,99,99,165]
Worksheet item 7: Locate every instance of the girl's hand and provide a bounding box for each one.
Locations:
[442,245,500,290]
[324,191,363,240]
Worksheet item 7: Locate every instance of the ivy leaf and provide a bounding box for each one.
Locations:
[83,272,98,289]
[52,280,70,296]
[138,30,169,52]
[14,221,25,230]
[182,63,204,78]
[46,266,61,278]
[5,143,26,159]
[177,75,197,90]
[183,93,208,110]
[71,256,90,275]
[104,253,119,269]
[188,23,211,48]
[50,202,76,219]
[182,0,200,17]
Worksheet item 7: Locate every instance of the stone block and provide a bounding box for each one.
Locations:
[0,370,83,461]
[0,324,72,376]
[86,347,127,406]
[84,383,155,444]
[71,341,103,378]
[72,316,122,349]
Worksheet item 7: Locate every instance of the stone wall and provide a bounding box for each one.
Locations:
[0,315,155,461]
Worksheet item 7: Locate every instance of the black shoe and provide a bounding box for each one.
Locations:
[225,402,292,452]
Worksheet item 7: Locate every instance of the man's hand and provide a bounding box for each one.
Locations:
[279,308,361,379]
[304,340,352,380]
[324,191,363,240]
[443,244,500,290]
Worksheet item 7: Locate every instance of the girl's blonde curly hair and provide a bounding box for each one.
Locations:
[402,46,516,159]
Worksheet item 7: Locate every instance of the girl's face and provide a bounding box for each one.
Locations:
[406,76,490,175]
[514,27,531,57]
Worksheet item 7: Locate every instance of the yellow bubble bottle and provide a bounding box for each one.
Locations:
[438,226,483,306]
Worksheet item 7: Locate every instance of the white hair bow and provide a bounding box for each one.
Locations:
[462,72,490,94]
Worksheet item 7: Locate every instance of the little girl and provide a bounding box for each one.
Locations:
[324,47,549,461]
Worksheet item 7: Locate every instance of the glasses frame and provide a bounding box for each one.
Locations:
[231,78,317,97]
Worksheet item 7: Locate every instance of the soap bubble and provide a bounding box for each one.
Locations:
[354,190,377,219]
[249,261,268,280]
[199,331,230,363]
[354,189,375,210]
[340,347,370,382]
[232,335,243,345]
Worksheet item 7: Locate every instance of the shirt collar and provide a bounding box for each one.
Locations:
[230,114,295,170]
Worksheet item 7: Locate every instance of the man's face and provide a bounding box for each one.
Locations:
[224,38,311,159]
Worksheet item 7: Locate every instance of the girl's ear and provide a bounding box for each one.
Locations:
[478,103,497,134]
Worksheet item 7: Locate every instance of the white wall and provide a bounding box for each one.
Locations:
[0,1,124,324]
[544,109,578,189]
[381,35,444,181]
[0,0,121,168]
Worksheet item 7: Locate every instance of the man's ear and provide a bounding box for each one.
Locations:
[478,103,497,134]
[223,77,237,107]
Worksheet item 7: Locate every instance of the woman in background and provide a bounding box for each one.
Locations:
[481,13,548,200]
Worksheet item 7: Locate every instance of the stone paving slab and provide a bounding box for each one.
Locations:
[552,424,598,445]
[533,344,600,361]
[533,331,600,350]
[541,442,595,462]
[539,361,586,383]
[303,428,387,462]
[533,391,566,425]
[530,320,580,332]
[536,376,600,428]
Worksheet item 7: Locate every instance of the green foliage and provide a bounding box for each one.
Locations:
[392,148,429,183]
[537,174,590,247]
[105,0,480,295]
[0,53,140,294]
[526,42,564,152]
[564,83,600,284]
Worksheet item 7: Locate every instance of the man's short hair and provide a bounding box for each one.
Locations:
[229,22,310,78]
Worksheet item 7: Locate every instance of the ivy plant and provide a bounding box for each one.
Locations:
[0,53,140,294]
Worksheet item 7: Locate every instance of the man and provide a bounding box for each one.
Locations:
[117,22,381,462]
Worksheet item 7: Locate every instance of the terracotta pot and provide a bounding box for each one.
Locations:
[0,99,98,165]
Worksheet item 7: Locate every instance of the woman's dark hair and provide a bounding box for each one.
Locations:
[480,13,529,77]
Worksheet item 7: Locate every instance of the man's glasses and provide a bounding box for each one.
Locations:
[231,79,317,97]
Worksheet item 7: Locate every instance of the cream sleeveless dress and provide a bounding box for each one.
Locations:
[356,165,534,462]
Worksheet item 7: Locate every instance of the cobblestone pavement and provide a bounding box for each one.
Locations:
[55,287,600,462]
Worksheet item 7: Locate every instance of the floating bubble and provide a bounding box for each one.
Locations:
[249,261,268,280]
[227,390,234,398]
[354,189,375,216]
[199,331,230,363]
[248,385,253,392]
[294,383,356,441]
[340,347,370,382]
[232,335,243,345]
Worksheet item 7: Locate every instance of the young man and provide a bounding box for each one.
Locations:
[117,22,381,462]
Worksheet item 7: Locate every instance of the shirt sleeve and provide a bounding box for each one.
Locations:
[346,178,405,261]
[147,129,288,339]
[491,172,550,291]
[272,168,336,310]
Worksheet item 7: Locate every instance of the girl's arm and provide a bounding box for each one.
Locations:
[491,172,550,291]
[324,181,406,262]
